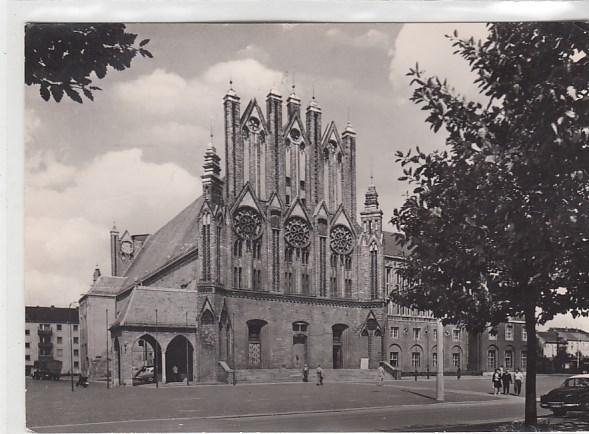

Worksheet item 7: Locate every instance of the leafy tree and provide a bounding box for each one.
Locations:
[25,23,152,103]
[391,22,589,426]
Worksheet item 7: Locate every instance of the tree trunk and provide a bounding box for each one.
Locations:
[524,303,537,426]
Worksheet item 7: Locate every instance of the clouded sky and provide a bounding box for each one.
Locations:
[24,22,588,331]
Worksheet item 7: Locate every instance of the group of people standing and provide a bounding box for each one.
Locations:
[492,366,524,395]
[301,364,324,385]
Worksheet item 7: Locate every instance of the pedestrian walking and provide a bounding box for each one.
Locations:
[316,365,324,386]
[492,368,502,395]
[414,368,418,381]
[502,369,512,395]
[302,364,309,382]
[172,365,179,382]
[457,367,461,380]
[377,362,385,386]
[513,368,523,395]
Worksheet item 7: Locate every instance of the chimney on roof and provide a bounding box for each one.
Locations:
[93,265,101,284]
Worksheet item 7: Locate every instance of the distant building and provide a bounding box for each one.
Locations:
[384,238,469,374]
[538,327,589,360]
[78,267,125,377]
[467,319,528,373]
[25,306,80,376]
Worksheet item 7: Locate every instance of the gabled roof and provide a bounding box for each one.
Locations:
[112,287,198,328]
[284,112,307,141]
[122,195,204,289]
[382,231,411,258]
[230,182,265,216]
[86,276,126,297]
[321,121,343,153]
[283,196,312,223]
[537,330,562,343]
[240,98,268,131]
[25,306,79,324]
[547,328,589,342]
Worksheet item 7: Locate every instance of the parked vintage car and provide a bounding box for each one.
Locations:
[540,374,589,416]
[132,366,155,385]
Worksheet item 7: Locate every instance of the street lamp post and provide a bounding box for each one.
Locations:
[186,312,190,386]
[155,309,159,388]
[106,309,110,389]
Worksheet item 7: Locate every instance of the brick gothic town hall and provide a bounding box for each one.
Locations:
[80,83,485,386]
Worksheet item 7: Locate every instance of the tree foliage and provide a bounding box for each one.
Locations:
[391,22,589,425]
[25,23,152,103]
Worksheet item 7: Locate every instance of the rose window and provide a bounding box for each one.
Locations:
[330,225,353,255]
[284,217,311,248]
[233,207,263,240]
[248,117,260,132]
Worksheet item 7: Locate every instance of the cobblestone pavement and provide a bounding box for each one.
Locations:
[25,375,565,432]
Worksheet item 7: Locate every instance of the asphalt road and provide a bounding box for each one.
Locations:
[26,375,566,432]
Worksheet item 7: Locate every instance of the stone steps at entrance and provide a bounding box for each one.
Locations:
[234,368,379,384]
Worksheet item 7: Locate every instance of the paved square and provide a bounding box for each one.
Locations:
[26,376,564,432]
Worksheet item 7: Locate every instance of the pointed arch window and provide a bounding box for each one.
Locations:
[370,242,379,300]
[202,213,211,281]
[234,239,243,258]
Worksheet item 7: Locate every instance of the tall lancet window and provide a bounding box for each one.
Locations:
[202,213,211,281]
[370,242,378,300]
[243,116,266,198]
[335,152,342,206]
[285,140,292,206]
[298,143,307,204]
[216,216,222,283]
[323,147,330,207]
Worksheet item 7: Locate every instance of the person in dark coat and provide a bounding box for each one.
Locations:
[492,368,502,395]
[502,369,512,395]
[302,364,309,382]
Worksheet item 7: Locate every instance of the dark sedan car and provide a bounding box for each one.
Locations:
[540,374,589,416]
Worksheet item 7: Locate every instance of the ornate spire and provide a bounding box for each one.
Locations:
[203,136,221,177]
[364,183,380,211]
[110,222,118,233]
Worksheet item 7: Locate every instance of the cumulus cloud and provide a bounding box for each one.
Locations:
[237,45,270,63]
[326,28,391,50]
[25,108,42,146]
[25,148,202,306]
[115,59,283,122]
[26,151,77,189]
[389,23,489,103]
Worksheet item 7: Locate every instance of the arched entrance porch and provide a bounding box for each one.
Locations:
[131,334,162,384]
[165,335,194,383]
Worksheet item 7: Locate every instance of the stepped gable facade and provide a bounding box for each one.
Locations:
[84,84,398,386]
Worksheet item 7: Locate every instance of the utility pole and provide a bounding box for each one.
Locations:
[186,312,190,386]
[69,303,75,392]
[155,308,159,388]
[232,312,236,386]
[436,319,444,401]
[578,337,581,372]
[106,309,110,389]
